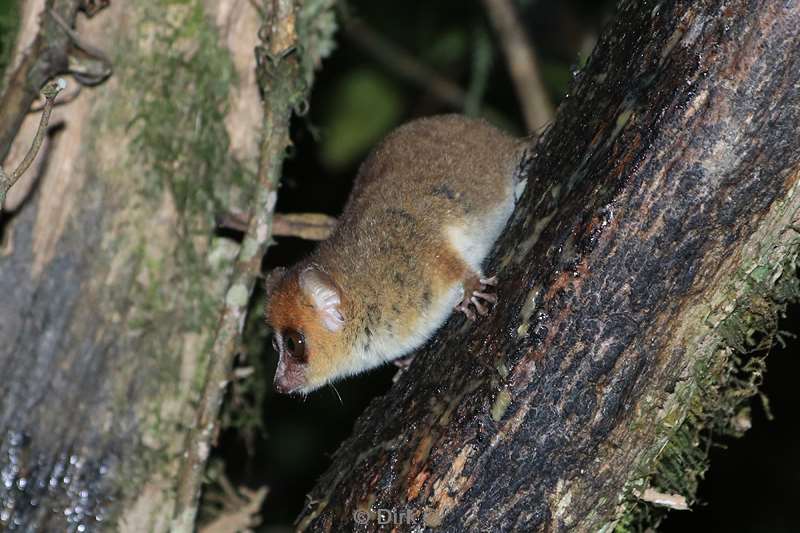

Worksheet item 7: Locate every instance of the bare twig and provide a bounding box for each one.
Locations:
[637,488,690,511]
[273,212,337,240]
[0,79,66,208]
[219,211,337,240]
[29,83,82,112]
[481,0,554,132]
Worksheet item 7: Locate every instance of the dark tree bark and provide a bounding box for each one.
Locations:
[297,1,800,531]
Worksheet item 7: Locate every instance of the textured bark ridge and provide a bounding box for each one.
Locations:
[297,1,800,531]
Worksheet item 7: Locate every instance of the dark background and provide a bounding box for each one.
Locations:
[206,1,799,531]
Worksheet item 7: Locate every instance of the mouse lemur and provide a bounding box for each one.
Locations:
[266,114,528,394]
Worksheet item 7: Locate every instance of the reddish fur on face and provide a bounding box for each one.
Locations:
[266,269,348,392]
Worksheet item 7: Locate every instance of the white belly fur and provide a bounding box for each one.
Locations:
[445,190,516,274]
[341,190,515,378]
[342,284,463,377]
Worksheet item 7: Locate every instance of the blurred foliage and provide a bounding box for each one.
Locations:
[307,0,614,176]
[425,27,470,67]
[319,69,404,169]
[464,27,493,117]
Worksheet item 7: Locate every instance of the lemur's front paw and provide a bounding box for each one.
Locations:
[455,275,498,321]
[392,353,416,383]
[392,353,415,370]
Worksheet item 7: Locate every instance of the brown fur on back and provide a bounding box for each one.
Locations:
[311,115,523,350]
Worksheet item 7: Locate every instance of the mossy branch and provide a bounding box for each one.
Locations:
[171,0,335,529]
[0,78,65,208]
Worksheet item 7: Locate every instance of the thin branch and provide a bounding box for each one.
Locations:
[219,211,337,240]
[481,0,554,132]
[0,79,66,208]
[171,0,312,529]
[273,212,337,240]
[29,83,82,112]
[0,0,83,162]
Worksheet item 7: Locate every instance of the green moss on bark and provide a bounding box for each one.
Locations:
[83,0,253,518]
[114,0,248,370]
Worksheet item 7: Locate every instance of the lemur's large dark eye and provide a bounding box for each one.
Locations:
[283,329,306,363]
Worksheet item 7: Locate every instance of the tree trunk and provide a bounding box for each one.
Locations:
[296,1,800,531]
[0,1,334,531]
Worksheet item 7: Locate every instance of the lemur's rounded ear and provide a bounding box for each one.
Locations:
[264,267,288,297]
[299,266,345,332]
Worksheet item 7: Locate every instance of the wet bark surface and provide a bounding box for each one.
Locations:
[0,175,117,527]
[297,1,800,531]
